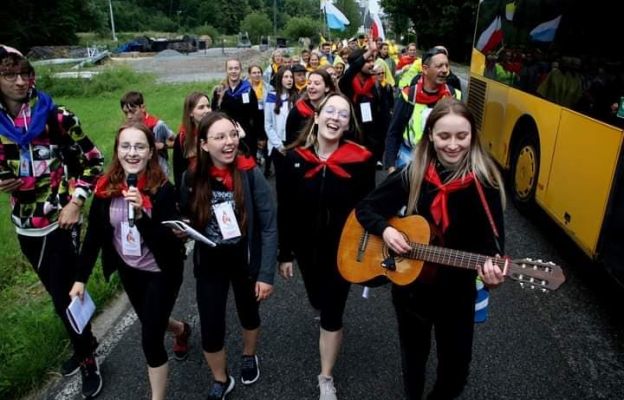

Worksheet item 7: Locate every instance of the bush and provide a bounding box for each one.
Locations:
[240,12,273,44]
[193,24,221,46]
[36,66,153,98]
[283,17,318,41]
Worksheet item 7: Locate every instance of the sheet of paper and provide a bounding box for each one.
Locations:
[66,291,96,334]
[161,220,217,247]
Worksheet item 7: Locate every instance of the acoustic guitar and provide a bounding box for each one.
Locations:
[337,211,565,291]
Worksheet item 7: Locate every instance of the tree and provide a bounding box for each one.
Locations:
[240,12,272,44]
[283,16,318,42]
[381,0,478,62]
[332,0,360,39]
[217,0,250,34]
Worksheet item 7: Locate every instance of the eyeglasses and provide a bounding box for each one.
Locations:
[0,71,34,82]
[118,143,150,154]
[322,106,350,121]
[206,131,239,142]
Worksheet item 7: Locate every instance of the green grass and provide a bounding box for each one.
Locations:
[0,67,219,399]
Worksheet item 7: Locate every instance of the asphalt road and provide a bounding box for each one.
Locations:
[41,168,624,400]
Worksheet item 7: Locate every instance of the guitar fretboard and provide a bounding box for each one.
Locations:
[408,242,504,270]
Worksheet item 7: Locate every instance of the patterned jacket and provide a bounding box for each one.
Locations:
[0,91,104,235]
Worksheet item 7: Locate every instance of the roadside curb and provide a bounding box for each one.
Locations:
[22,290,132,400]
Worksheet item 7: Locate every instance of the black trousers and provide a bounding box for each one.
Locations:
[392,272,476,400]
[18,226,96,359]
[117,263,183,367]
[195,242,260,353]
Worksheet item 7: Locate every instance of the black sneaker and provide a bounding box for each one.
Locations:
[61,353,81,376]
[62,337,98,377]
[240,354,260,385]
[206,375,235,400]
[80,355,103,398]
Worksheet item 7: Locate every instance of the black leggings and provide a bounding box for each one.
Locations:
[117,264,183,367]
[296,249,351,332]
[195,243,260,353]
[392,273,476,400]
[19,227,96,359]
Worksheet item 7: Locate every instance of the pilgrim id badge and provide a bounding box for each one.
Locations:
[360,102,373,123]
[213,202,241,240]
[242,92,250,104]
[121,222,142,256]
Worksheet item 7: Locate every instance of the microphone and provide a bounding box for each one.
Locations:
[126,173,138,227]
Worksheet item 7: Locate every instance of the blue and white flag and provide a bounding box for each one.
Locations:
[530,15,562,42]
[322,1,350,31]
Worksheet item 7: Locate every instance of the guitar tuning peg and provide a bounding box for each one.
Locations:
[537,259,543,262]
[541,288,547,293]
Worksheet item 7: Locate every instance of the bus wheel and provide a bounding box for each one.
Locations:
[510,134,540,210]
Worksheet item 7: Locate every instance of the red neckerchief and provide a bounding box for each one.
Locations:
[295,141,372,179]
[397,54,416,70]
[209,155,257,191]
[424,162,474,233]
[352,73,376,103]
[93,174,154,210]
[295,98,314,118]
[143,113,159,130]
[412,76,452,105]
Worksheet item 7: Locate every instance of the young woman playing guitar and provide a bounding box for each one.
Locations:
[355,98,508,400]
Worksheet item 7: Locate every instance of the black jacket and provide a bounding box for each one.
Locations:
[77,182,185,283]
[278,143,376,263]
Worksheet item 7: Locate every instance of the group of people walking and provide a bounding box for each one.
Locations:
[0,38,507,400]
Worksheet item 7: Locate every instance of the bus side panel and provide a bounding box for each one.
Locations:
[479,79,510,166]
[544,111,622,256]
[480,81,562,203]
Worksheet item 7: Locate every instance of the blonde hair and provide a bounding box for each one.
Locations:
[404,98,506,214]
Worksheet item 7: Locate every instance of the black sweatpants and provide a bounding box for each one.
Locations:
[117,263,183,367]
[18,226,96,359]
[194,242,260,353]
[392,272,476,400]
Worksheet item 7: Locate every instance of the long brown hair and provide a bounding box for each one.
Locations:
[181,91,210,158]
[189,112,247,230]
[101,123,167,195]
[273,66,296,115]
[288,92,362,150]
[405,98,506,214]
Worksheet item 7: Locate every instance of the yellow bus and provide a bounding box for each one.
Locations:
[467,0,624,283]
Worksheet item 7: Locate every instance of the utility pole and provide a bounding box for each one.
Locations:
[108,0,117,41]
[273,0,277,44]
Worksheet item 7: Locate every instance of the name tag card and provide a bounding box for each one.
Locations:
[213,202,242,240]
[360,102,373,123]
[242,92,250,104]
[121,222,142,256]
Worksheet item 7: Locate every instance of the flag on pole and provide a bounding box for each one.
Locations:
[370,13,385,41]
[476,16,503,54]
[321,1,350,31]
[505,2,516,21]
[529,15,562,42]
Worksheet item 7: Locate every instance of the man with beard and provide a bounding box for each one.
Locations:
[339,37,389,166]
[384,47,462,172]
[0,45,104,398]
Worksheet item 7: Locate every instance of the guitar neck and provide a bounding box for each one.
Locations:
[408,242,503,271]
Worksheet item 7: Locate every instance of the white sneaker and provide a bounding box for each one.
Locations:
[318,375,337,400]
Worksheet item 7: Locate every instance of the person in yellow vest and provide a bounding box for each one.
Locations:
[384,47,462,172]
